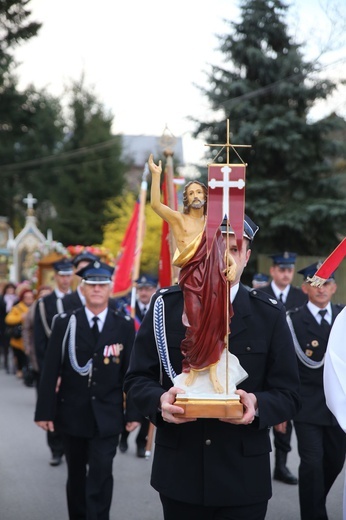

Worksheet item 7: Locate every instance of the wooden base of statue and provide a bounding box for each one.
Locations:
[173,395,243,419]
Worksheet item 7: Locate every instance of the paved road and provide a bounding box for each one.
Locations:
[0,367,344,519]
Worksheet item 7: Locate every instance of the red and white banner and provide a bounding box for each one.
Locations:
[206,164,246,252]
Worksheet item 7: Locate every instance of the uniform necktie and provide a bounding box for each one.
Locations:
[142,307,147,317]
[91,316,99,342]
[318,310,331,335]
[279,293,284,303]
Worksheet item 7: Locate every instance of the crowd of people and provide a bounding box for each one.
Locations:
[1,170,346,519]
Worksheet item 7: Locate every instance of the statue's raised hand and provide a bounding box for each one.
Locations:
[148,153,162,175]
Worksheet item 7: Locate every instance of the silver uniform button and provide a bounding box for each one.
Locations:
[205,439,211,446]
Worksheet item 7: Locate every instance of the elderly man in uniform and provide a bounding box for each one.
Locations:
[262,251,307,485]
[34,258,74,466]
[124,217,300,520]
[35,260,139,520]
[288,262,346,520]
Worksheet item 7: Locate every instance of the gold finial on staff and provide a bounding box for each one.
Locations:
[205,119,251,165]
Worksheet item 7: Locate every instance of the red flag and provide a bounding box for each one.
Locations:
[310,238,346,285]
[158,178,172,288]
[113,200,139,296]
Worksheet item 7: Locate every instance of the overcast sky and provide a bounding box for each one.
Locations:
[14,0,346,167]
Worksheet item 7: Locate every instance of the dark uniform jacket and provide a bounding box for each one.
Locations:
[35,306,138,438]
[261,282,307,310]
[62,290,84,311]
[289,303,343,425]
[34,291,66,371]
[124,284,300,507]
[135,301,147,322]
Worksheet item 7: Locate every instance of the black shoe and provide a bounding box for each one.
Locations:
[273,466,298,485]
[137,446,146,458]
[50,455,62,467]
[119,437,128,453]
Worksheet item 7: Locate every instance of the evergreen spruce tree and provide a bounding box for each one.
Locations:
[0,0,41,225]
[0,1,65,230]
[48,78,127,245]
[194,0,346,254]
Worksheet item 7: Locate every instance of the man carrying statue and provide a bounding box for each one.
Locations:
[124,154,301,519]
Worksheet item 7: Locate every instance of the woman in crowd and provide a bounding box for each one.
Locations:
[5,287,35,379]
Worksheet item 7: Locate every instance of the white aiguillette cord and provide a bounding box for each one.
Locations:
[62,315,93,385]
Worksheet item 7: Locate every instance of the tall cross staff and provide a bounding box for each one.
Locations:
[205,120,251,395]
[130,163,149,318]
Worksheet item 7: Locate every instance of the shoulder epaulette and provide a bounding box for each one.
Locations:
[286,307,300,316]
[53,308,76,322]
[158,285,181,296]
[113,308,132,322]
[249,289,283,309]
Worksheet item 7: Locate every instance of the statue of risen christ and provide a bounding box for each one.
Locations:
[149,154,237,393]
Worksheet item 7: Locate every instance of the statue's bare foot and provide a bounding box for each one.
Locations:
[185,369,198,386]
[210,365,224,394]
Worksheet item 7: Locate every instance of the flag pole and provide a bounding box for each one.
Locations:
[130,163,149,317]
[163,148,181,283]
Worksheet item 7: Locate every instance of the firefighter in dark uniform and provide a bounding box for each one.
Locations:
[34,258,74,466]
[124,219,301,520]
[251,272,269,289]
[288,262,346,520]
[63,251,100,311]
[119,275,157,457]
[35,261,140,520]
[261,251,307,485]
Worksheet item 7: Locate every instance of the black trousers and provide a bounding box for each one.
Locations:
[47,429,64,457]
[160,494,268,520]
[0,336,10,370]
[62,432,118,520]
[11,346,27,371]
[121,416,149,447]
[294,421,346,520]
[273,419,292,453]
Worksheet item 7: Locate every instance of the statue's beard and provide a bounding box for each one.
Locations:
[188,199,205,210]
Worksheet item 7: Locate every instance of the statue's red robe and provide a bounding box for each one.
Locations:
[173,229,232,373]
